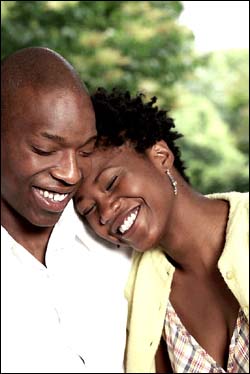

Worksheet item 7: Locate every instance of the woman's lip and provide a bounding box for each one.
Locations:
[112,205,141,236]
[32,187,71,213]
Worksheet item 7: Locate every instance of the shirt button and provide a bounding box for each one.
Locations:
[226,270,234,280]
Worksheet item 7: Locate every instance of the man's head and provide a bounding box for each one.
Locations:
[1,47,96,229]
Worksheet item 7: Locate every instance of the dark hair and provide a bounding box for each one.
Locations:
[91,87,189,182]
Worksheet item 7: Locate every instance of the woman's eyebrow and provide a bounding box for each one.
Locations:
[94,166,116,184]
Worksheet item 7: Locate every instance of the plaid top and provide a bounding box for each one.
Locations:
[163,301,249,373]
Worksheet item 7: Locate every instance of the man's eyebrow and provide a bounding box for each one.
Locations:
[40,133,97,146]
[41,132,66,144]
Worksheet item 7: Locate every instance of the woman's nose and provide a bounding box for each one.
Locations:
[99,198,121,225]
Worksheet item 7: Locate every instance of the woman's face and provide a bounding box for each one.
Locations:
[75,142,175,252]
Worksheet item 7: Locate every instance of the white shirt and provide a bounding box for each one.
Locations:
[1,201,132,373]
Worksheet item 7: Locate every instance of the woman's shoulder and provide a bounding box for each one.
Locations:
[206,190,248,202]
[206,191,248,215]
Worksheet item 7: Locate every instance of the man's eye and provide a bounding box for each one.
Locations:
[32,147,54,156]
[106,176,118,191]
[83,204,96,216]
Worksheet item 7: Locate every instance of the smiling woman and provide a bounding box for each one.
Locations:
[75,87,249,373]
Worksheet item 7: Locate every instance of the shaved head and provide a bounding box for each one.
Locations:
[1,46,87,91]
[1,47,89,132]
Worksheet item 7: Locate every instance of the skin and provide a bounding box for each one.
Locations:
[1,47,96,264]
[75,140,240,370]
[75,142,175,251]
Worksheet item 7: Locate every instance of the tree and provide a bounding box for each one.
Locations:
[1,1,198,106]
[173,88,249,193]
[2,1,248,193]
[184,50,249,157]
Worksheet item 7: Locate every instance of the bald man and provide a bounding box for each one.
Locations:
[1,47,131,373]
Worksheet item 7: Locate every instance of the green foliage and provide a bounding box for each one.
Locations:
[1,1,248,193]
[172,49,249,193]
[173,89,249,193]
[184,50,249,157]
[1,0,198,106]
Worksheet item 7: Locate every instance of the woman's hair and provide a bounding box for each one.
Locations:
[91,87,189,182]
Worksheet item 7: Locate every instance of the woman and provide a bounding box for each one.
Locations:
[74,88,249,373]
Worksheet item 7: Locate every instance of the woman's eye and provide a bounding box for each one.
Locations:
[106,176,118,191]
[32,147,54,156]
[80,151,92,157]
[83,204,96,217]
[79,149,94,157]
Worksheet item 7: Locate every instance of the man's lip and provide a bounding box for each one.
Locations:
[111,205,141,235]
[32,187,72,213]
[34,186,75,195]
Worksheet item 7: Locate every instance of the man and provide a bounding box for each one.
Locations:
[1,47,131,373]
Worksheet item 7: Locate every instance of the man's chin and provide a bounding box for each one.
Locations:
[29,211,63,228]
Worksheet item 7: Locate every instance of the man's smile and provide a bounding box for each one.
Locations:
[32,187,71,212]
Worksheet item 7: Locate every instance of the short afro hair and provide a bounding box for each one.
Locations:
[91,87,189,182]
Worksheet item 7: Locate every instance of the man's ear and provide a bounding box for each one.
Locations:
[146,140,174,172]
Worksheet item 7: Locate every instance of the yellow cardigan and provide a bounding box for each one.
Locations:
[124,192,249,373]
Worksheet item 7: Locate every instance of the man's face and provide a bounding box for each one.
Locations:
[1,86,96,228]
[75,144,174,252]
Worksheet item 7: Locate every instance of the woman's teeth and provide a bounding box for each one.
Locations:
[38,188,68,202]
[119,207,139,234]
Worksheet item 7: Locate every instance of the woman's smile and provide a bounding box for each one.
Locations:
[116,206,140,235]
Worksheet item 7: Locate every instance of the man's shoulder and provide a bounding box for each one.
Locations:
[53,200,133,263]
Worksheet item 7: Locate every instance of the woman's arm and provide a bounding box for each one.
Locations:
[155,337,173,373]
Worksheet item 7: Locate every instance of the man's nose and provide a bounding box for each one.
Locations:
[99,198,121,225]
[51,150,82,186]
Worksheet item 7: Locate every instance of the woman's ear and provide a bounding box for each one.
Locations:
[146,140,174,172]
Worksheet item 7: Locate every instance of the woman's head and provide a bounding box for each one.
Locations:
[91,87,189,182]
[75,88,189,252]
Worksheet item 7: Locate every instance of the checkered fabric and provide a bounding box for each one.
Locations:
[163,301,249,373]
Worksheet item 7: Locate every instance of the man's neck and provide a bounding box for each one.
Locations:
[1,203,54,265]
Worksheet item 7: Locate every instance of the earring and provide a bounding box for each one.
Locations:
[166,169,177,195]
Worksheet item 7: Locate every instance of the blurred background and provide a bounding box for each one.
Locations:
[1,1,249,194]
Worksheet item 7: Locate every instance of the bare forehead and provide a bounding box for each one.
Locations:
[89,145,140,177]
[2,71,86,103]
[2,86,94,140]
[5,85,92,127]
[16,85,89,104]
[93,147,124,165]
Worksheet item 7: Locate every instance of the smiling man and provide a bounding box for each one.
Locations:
[1,47,131,373]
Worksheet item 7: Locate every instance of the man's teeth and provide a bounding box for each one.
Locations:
[38,188,68,202]
[119,208,139,234]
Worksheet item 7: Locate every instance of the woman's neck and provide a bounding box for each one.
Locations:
[159,186,229,273]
